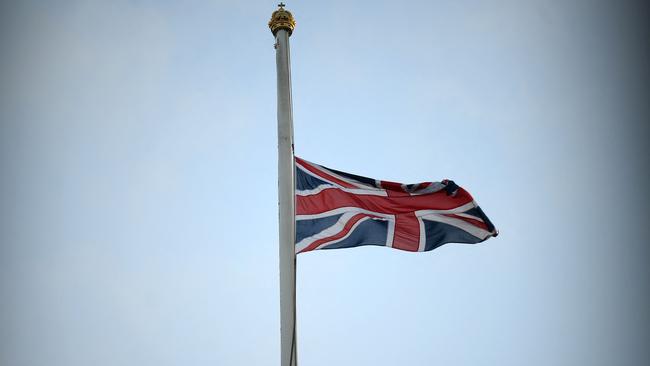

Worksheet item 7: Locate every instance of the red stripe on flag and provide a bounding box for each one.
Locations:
[391,212,421,252]
[295,157,357,189]
[380,180,409,197]
[296,187,473,216]
[298,213,369,254]
[443,214,489,231]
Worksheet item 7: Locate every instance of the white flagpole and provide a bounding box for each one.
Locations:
[269,4,297,366]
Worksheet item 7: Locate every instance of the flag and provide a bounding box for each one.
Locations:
[295,157,497,254]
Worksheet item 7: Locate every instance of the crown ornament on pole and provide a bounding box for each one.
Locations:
[269,3,296,36]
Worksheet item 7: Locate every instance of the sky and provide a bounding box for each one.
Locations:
[1,1,649,365]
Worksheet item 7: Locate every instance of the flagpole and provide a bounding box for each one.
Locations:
[269,4,297,366]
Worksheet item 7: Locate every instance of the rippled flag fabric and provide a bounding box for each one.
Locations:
[295,157,497,254]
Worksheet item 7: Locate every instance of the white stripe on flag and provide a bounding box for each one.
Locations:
[416,212,492,240]
[296,184,387,197]
[417,218,426,252]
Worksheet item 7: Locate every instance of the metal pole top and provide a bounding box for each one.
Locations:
[269,3,296,36]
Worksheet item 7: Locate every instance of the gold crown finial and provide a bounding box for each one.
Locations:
[269,3,296,36]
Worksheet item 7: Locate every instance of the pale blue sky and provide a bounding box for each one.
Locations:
[1,1,648,365]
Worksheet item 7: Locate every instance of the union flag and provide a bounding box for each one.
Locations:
[295,157,497,254]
